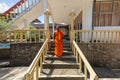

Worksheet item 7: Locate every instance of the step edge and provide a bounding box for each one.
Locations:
[45,56,76,58]
[43,63,79,65]
[39,75,85,78]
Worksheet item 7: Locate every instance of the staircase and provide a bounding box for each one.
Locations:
[39,41,85,80]
[0,0,44,29]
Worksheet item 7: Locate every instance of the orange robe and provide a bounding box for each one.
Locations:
[54,30,64,57]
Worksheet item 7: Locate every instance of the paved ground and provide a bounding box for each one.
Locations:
[0,59,120,80]
[0,59,10,68]
[93,67,116,78]
[0,67,28,80]
[94,67,120,80]
[0,66,120,80]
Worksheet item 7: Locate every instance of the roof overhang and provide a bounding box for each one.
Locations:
[46,0,83,24]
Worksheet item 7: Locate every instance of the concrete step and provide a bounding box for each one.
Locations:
[51,45,70,47]
[39,75,84,80]
[51,41,71,47]
[51,41,70,44]
[39,68,84,80]
[44,59,76,64]
[47,51,73,56]
[50,47,72,51]
[45,55,76,61]
[43,63,79,69]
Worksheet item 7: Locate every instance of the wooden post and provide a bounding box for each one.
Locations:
[6,14,9,20]
[25,73,29,80]
[36,63,39,80]
[100,31,102,43]
[112,32,114,43]
[9,11,13,19]
[84,66,87,80]
[104,31,106,43]
[80,31,82,43]
[14,31,17,43]
[92,31,94,43]
[108,31,110,43]
[84,31,86,43]
[20,3,23,13]
[24,0,26,11]
[30,31,32,43]
[116,31,119,43]
[88,31,90,43]
[76,51,78,63]
[40,56,42,72]
[96,31,98,43]
[13,8,16,18]
[79,56,82,72]
[17,6,19,14]
[20,31,23,42]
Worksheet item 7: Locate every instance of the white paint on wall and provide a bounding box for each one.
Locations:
[82,0,93,30]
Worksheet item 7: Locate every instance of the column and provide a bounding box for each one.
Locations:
[69,10,76,31]
[44,9,51,30]
[52,22,55,40]
[69,10,76,42]
[44,9,51,41]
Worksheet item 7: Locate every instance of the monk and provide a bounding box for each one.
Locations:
[54,27,64,57]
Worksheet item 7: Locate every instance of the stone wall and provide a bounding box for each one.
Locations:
[78,43,120,68]
[10,42,43,66]
[0,48,10,59]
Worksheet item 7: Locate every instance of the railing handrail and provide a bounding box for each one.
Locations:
[72,40,99,79]
[2,0,26,16]
[70,30,120,43]
[0,0,41,24]
[73,30,120,32]
[0,29,50,43]
[14,29,47,31]
[26,38,48,74]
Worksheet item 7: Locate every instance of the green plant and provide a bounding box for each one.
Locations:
[29,25,36,30]
[0,18,10,31]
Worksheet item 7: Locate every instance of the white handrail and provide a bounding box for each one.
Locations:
[25,38,48,80]
[0,29,50,43]
[72,40,99,80]
[70,30,120,43]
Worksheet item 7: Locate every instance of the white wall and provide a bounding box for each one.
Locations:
[82,0,93,30]
[80,0,93,42]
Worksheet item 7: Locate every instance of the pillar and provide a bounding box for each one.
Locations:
[69,10,76,42]
[44,9,51,41]
[44,9,51,30]
[69,10,76,31]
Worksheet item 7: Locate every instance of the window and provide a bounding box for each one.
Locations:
[74,11,82,30]
[93,0,120,26]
